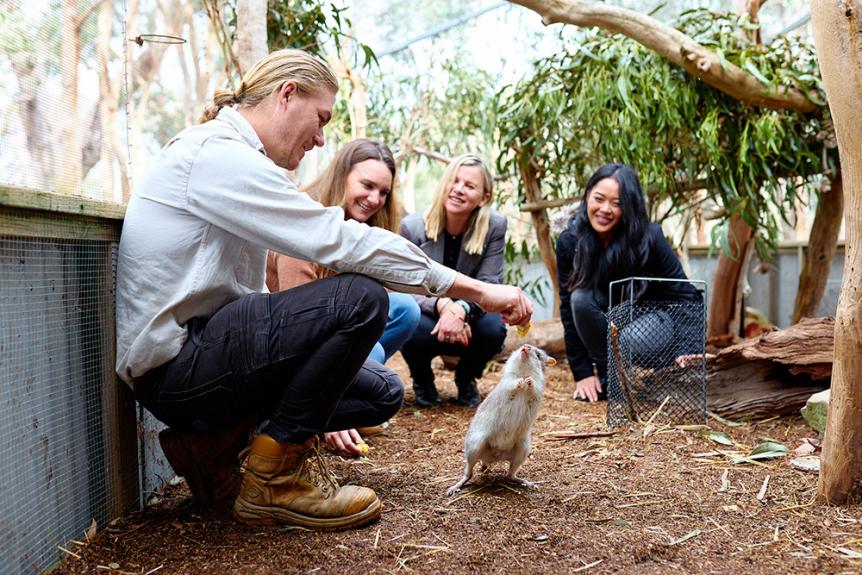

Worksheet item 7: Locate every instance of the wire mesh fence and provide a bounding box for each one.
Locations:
[2,0,209,570]
[606,277,707,428]
[0,200,139,575]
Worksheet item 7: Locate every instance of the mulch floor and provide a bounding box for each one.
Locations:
[54,352,861,575]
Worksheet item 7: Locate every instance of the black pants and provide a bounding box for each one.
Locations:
[570,287,610,377]
[400,310,507,389]
[136,274,403,444]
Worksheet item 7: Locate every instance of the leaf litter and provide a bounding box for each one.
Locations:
[53,353,862,574]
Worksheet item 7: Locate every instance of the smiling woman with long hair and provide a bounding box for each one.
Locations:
[556,163,701,402]
[399,153,508,408]
[266,138,420,455]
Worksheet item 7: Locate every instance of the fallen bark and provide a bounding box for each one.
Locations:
[707,317,833,419]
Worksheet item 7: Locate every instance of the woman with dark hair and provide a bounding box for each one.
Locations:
[556,163,699,402]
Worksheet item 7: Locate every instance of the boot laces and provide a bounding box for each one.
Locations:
[296,437,341,496]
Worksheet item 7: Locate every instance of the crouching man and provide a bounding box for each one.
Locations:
[116,48,532,530]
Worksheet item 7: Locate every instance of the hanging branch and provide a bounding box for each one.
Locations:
[204,0,242,85]
[507,0,817,113]
[74,0,109,31]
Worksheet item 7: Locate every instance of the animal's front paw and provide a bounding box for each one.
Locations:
[446,485,461,496]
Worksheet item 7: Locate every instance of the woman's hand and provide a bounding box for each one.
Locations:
[324,429,366,456]
[574,375,603,402]
[431,303,471,346]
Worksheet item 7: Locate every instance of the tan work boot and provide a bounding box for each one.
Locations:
[158,420,253,506]
[233,435,382,530]
[356,423,385,437]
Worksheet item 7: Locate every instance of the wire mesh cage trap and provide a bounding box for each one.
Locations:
[606,277,707,427]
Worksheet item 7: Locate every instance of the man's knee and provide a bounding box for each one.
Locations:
[359,361,404,419]
[337,274,388,327]
[379,369,405,419]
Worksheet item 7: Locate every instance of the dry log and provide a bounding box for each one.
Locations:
[712,316,834,367]
[707,317,833,420]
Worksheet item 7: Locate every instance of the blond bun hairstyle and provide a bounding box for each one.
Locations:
[199,48,338,123]
[424,153,494,255]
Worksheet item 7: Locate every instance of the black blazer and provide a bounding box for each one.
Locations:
[399,209,507,316]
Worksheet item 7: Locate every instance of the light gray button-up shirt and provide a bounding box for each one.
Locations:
[116,107,455,388]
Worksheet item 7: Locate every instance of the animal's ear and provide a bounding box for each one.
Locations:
[546,356,557,366]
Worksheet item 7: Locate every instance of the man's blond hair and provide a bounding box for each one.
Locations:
[199,48,338,123]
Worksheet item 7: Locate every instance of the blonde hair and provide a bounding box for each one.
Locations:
[199,48,338,123]
[424,153,494,255]
[302,139,399,279]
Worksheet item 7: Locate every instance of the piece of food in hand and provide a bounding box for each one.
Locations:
[516,322,532,337]
[357,441,369,456]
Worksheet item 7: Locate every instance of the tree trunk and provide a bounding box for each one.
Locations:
[517,156,559,317]
[707,214,753,343]
[810,0,862,505]
[96,0,119,201]
[236,0,268,76]
[792,172,844,323]
[59,0,83,194]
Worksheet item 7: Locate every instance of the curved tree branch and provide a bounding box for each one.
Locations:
[507,0,818,113]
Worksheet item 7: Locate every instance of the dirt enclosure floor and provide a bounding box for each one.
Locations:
[56,353,862,575]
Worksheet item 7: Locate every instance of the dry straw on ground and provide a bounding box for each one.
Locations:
[56,354,862,575]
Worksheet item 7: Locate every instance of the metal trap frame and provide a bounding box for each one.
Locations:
[605,277,707,427]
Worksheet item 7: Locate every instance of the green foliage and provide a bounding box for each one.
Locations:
[364,60,499,159]
[221,0,378,143]
[496,8,836,259]
[219,0,376,68]
[265,0,376,69]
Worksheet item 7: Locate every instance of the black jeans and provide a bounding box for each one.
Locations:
[136,274,402,444]
[400,310,507,389]
[570,287,610,377]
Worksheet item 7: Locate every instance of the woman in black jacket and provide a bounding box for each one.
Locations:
[556,163,700,402]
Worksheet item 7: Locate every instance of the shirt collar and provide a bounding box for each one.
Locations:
[215,106,267,155]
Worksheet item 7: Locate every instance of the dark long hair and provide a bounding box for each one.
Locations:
[566,163,650,291]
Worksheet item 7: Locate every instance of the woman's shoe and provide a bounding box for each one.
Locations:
[412,382,443,407]
[455,380,481,408]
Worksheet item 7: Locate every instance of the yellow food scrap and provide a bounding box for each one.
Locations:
[516,322,532,337]
[357,442,369,456]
